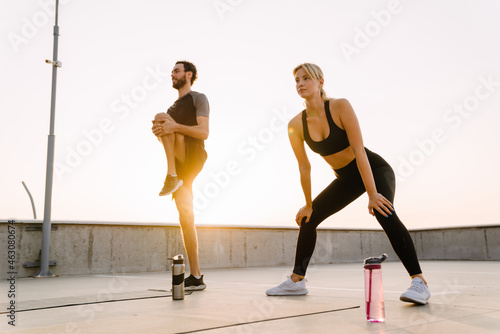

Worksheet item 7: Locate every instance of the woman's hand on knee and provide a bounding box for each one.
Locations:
[296,205,313,226]
[368,193,394,218]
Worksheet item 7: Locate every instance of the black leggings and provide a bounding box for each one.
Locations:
[293,149,422,277]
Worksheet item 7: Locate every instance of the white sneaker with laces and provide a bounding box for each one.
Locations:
[400,277,431,304]
[266,276,308,296]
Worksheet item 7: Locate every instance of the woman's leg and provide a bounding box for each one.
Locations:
[266,176,364,295]
[293,158,424,279]
[293,177,365,277]
[371,164,431,303]
[371,165,423,278]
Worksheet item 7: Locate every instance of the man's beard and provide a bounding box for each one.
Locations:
[172,75,188,90]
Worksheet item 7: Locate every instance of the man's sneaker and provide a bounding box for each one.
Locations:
[400,277,431,304]
[159,175,183,196]
[266,277,308,296]
[184,274,206,291]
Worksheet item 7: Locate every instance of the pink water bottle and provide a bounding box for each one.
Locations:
[363,253,387,322]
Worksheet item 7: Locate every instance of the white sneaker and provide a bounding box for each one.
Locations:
[400,277,431,304]
[266,277,308,296]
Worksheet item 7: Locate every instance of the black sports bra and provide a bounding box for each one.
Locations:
[302,100,350,156]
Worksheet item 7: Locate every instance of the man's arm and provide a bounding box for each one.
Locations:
[152,92,210,140]
[152,115,209,140]
[172,116,209,140]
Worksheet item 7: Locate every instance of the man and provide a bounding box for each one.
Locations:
[152,60,209,291]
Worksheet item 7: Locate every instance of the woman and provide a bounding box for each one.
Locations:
[265,63,431,305]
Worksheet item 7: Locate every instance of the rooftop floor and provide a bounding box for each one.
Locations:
[2,261,499,333]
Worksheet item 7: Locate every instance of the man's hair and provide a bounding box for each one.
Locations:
[176,60,198,85]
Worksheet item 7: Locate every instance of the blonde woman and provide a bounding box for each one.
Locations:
[266,63,431,305]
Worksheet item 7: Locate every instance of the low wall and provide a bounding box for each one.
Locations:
[1,220,498,278]
[412,226,500,260]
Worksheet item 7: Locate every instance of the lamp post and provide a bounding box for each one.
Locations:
[35,0,61,278]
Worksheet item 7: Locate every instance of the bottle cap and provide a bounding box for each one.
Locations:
[169,254,184,264]
[363,253,387,265]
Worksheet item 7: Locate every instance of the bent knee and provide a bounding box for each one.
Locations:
[299,220,318,232]
[154,112,166,121]
[154,113,174,123]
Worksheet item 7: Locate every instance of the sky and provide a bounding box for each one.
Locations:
[1,0,499,230]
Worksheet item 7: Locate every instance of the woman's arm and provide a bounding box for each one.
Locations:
[288,115,313,225]
[336,99,393,217]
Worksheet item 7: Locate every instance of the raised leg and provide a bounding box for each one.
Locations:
[154,113,184,196]
[174,132,185,164]
[161,134,177,175]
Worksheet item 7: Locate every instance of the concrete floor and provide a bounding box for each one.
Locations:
[1,261,499,334]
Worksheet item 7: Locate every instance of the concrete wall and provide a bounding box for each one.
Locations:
[412,226,500,260]
[1,220,498,278]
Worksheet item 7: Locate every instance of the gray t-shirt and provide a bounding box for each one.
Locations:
[167,91,209,126]
[191,91,210,118]
[167,91,209,151]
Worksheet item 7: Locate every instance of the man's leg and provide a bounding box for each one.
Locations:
[174,133,185,164]
[161,126,185,172]
[155,113,183,196]
[173,140,207,290]
[161,134,177,175]
[174,183,200,276]
[155,113,178,175]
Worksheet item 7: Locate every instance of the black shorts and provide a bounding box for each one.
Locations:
[175,137,207,188]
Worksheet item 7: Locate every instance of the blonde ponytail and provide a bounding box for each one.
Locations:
[320,87,328,101]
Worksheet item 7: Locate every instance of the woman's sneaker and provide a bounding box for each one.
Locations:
[400,277,431,304]
[266,277,308,296]
[184,274,206,291]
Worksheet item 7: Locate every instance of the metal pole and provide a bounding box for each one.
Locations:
[35,0,60,278]
[21,181,37,219]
